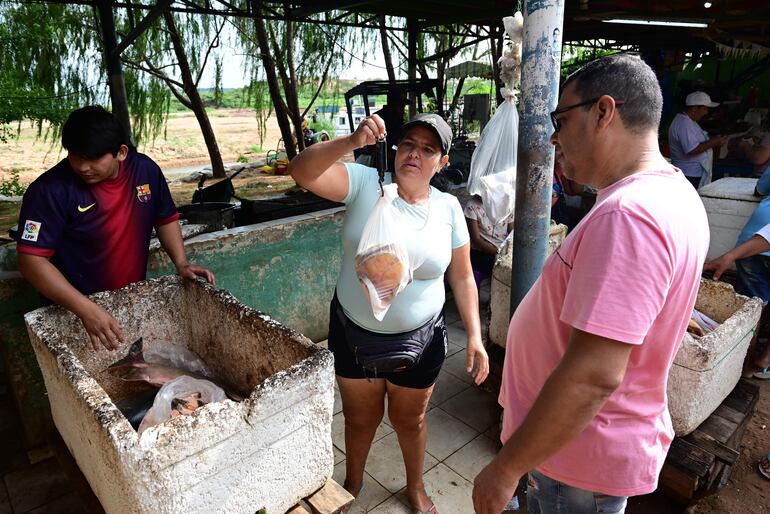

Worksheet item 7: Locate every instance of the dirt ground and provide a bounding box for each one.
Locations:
[684,377,769,514]
[0,110,768,513]
[0,109,295,231]
[0,108,285,180]
[634,378,769,514]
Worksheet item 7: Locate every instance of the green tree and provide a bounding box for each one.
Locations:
[238,5,376,158]
[383,23,487,115]
[0,2,168,146]
[120,10,228,177]
[0,3,99,140]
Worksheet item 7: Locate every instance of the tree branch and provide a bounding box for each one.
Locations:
[121,56,185,90]
[388,32,408,62]
[167,82,194,110]
[301,36,337,118]
[194,19,226,87]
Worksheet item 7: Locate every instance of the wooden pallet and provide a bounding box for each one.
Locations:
[659,379,760,504]
[286,479,354,514]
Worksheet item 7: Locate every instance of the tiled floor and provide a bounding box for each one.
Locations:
[328,283,505,514]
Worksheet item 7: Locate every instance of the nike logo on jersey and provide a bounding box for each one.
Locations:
[77,203,96,213]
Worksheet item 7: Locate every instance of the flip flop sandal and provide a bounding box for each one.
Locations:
[753,365,770,380]
[759,454,770,480]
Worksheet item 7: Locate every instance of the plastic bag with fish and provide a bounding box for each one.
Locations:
[106,338,245,401]
[138,375,226,435]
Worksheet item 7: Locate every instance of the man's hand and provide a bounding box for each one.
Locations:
[703,253,735,280]
[176,263,216,285]
[79,302,125,351]
[473,458,519,514]
[466,337,489,385]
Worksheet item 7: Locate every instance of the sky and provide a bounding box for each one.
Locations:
[197,27,484,89]
[200,46,391,89]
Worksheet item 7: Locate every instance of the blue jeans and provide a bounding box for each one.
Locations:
[736,255,770,304]
[526,470,628,514]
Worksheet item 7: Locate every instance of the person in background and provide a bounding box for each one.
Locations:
[464,195,513,278]
[668,91,728,189]
[738,130,770,177]
[472,54,709,514]
[15,106,214,351]
[551,161,584,230]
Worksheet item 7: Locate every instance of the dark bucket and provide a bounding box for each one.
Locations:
[177,202,236,231]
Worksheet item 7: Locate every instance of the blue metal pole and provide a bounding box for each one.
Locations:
[510,0,565,316]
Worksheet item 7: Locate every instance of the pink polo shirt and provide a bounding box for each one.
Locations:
[499,167,709,497]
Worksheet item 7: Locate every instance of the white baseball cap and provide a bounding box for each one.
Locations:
[685,91,719,107]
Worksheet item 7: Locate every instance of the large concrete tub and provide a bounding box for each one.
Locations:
[24,276,334,514]
[667,279,762,436]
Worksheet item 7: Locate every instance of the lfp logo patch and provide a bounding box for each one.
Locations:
[136,184,151,203]
[21,220,42,242]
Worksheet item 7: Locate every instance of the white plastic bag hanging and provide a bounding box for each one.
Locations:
[138,376,226,435]
[479,168,517,223]
[467,95,519,224]
[467,11,522,225]
[355,183,412,321]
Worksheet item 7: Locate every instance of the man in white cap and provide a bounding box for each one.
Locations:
[668,91,727,188]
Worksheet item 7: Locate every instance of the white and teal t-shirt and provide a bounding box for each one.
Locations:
[336,163,469,333]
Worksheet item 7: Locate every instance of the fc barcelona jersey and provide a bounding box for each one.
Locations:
[16,152,179,297]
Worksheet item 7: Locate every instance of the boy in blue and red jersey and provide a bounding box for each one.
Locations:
[16,106,214,351]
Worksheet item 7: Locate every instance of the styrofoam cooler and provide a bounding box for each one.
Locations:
[25,276,334,514]
[667,279,762,436]
[699,177,760,264]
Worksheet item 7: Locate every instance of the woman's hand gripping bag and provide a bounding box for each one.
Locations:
[355,183,412,321]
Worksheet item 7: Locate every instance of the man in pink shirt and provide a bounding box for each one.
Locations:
[472,54,709,514]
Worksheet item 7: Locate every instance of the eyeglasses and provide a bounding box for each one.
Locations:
[549,97,624,133]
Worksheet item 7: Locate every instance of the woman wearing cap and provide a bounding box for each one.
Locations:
[667,91,728,189]
[290,113,488,513]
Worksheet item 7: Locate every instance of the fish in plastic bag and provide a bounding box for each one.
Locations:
[354,183,412,320]
[138,375,226,435]
[107,338,245,401]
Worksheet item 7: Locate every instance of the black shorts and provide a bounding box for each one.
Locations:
[328,295,448,389]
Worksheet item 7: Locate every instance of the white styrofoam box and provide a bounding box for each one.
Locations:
[667,279,762,436]
[25,276,334,514]
[488,224,568,348]
[699,177,760,263]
